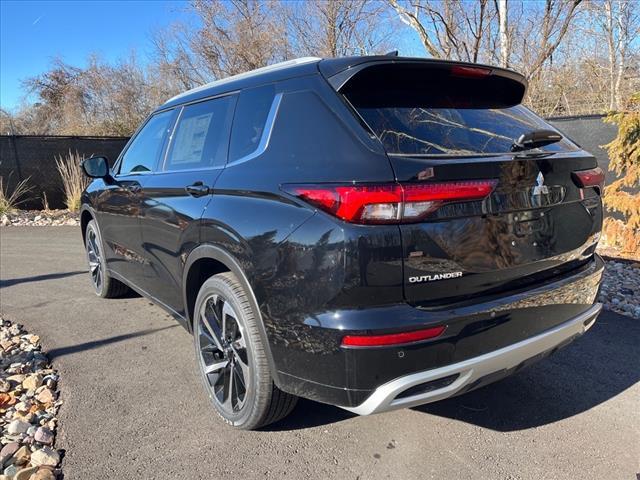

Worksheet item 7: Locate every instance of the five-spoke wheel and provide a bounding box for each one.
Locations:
[86,226,103,292]
[193,272,298,429]
[84,219,129,298]
[197,294,250,415]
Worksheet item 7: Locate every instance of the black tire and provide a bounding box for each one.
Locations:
[193,272,298,429]
[84,220,129,298]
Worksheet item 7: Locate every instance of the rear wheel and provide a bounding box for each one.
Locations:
[85,220,129,298]
[193,272,297,429]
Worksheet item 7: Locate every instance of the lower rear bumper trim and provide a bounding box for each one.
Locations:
[343,303,602,415]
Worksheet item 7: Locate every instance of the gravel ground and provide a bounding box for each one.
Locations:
[598,260,640,319]
[0,318,62,480]
[0,227,638,480]
[0,211,78,227]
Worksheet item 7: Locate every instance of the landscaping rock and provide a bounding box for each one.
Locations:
[0,209,79,227]
[22,375,42,392]
[30,468,56,480]
[13,465,37,480]
[33,428,53,446]
[0,442,19,466]
[3,465,17,477]
[0,317,62,477]
[7,420,30,435]
[29,448,59,467]
[12,445,31,466]
[598,260,640,319]
[34,389,54,405]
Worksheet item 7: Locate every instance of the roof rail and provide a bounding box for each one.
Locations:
[167,57,322,103]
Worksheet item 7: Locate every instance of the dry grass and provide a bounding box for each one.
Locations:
[55,149,90,212]
[0,175,33,215]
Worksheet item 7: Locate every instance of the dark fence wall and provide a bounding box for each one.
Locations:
[0,115,621,210]
[548,115,619,185]
[0,135,128,209]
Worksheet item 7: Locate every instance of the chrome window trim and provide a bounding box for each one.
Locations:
[160,106,185,172]
[226,92,283,168]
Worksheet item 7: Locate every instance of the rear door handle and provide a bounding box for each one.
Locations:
[185,182,210,197]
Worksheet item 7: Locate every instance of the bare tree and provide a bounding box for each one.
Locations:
[389,0,496,63]
[20,54,163,136]
[496,0,510,67]
[390,0,582,77]
[513,0,583,79]
[585,0,639,110]
[153,0,290,89]
[286,0,392,58]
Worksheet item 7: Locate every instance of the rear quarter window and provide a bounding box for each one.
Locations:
[229,84,276,162]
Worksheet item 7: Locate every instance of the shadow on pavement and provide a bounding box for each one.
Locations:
[263,398,355,431]
[415,310,639,431]
[0,270,86,288]
[47,325,178,360]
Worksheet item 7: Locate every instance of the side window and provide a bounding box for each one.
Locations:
[164,95,236,171]
[229,84,276,161]
[119,110,174,175]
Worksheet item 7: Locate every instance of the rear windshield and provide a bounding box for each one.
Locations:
[342,64,577,156]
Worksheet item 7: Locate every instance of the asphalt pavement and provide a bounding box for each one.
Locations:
[0,227,638,480]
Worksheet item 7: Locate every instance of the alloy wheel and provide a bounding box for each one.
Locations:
[197,294,250,415]
[86,228,102,291]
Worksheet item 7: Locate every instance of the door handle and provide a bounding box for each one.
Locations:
[123,181,142,193]
[185,182,211,197]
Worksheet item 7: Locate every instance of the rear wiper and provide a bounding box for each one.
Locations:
[511,129,563,152]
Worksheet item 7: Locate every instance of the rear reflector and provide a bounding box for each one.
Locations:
[572,167,605,190]
[341,326,446,347]
[284,180,496,224]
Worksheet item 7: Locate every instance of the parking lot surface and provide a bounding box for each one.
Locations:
[1,227,638,479]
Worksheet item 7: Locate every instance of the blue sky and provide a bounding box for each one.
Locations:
[0,0,193,110]
[1,0,424,112]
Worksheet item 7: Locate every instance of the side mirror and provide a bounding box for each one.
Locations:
[82,156,110,178]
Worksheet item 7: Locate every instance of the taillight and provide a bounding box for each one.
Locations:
[450,65,491,78]
[572,167,605,191]
[284,180,497,224]
[341,325,446,347]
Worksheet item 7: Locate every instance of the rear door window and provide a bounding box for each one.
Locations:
[342,64,577,156]
[229,84,276,162]
[164,95,236,171]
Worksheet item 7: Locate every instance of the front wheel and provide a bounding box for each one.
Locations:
[193,272,297,429]
[84,220,129,298]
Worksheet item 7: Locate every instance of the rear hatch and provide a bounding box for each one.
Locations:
[329,59,603,306]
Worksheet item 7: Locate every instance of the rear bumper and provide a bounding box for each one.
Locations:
[272,255,604,408]
[344,303,602,415]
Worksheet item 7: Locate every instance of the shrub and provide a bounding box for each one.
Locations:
[55,149,90,212]
[0,175,33,215]
[601,93,640,258]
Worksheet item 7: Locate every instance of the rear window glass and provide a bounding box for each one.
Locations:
[164,95,236,171]
[342,64,577,156]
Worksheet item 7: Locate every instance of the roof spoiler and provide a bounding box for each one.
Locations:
[319,56,528,107]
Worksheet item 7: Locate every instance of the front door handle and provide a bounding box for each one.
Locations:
[123,181,142,193]
[185,182,210,197]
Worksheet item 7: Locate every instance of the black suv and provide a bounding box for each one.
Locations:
[80,56,604,429]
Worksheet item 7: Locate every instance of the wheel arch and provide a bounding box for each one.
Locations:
[183,244,282,385]
[80,205,97,245]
